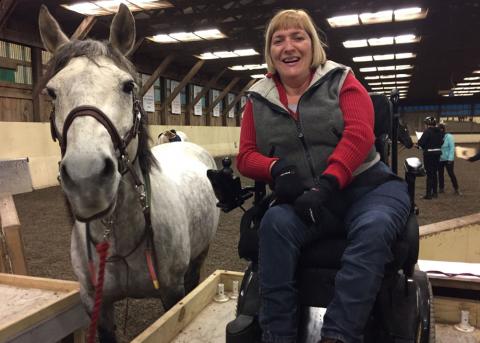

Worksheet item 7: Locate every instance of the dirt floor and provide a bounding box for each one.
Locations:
[11,146,480,342]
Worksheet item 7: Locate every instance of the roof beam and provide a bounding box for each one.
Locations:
[160,59,205,112]
[139,54,174,97]
[0,0,16,33]
[70,15,97,40]
[127,37,145,58]
[187,68,227,112]
[222,78,256,118]
[206,77,240,114]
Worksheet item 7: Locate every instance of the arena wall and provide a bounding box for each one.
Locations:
[0,122,240,190]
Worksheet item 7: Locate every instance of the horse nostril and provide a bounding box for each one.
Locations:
[60,163,73,185]
[101,158,115,178]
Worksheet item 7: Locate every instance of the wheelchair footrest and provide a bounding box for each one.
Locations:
[226,314,262,343]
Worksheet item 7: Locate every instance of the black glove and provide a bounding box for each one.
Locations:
[294,174,339,225]
[271,159,304,204]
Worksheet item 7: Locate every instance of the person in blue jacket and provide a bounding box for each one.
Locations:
[438,123,461,195]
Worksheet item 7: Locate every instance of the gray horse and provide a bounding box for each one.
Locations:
[38,4,219,342]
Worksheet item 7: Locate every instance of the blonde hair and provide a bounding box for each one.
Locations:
[264,9,327,74]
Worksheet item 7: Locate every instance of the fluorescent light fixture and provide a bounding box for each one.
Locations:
[373,54,394,61]
[194,29,226,40]
[457,82,470,86]
[380,74,396,79]
[196,52,219,60]
[233,49,259,56]
[474,70,480,74]
[229,66,247,71]
[471,82,480,85]
[368,37,394,46]
[343,39,368,48]
[394,7,428,21]
[196,49,259,60]
[372,87,384,90]
[382,81,396,85]
[250,74,265,79]
[327,14,359,28]
[396,52,416,59]
[229,64,267,71]
[464,76,480,81]
[365,76,380,80]
[395,34,421,44]
[353,55,373,62]
[378,66,395,71]
[169,32,200,42]
[368,82,382,86]
[396,64,414,70]
[62,0,173,15]
[360,67,377,72]
[396,80,410,84]
[396,74,411,78]
[396,85,409,89]
[359,10,393,24]
[149,34,178,43]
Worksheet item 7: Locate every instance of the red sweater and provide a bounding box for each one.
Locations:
[236,72,375,189]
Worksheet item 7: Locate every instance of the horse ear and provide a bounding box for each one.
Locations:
[109,3,135,56]
[38,5,70,53]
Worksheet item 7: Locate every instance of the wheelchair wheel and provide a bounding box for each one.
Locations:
[428,282,435,343]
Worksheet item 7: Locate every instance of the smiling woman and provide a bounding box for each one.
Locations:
[236,8,412,343]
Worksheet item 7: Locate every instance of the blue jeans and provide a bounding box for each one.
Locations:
[258,163,411,343]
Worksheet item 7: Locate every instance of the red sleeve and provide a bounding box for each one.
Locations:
[236,99,278,182]
[323,72,375,188]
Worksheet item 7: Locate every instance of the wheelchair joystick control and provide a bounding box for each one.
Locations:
[221,157,234,176]
[214,283,229,303]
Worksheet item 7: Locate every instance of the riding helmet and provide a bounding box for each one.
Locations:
[424,116,436,126]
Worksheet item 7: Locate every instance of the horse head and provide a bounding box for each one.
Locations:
[39,4,153,221]
[398,122,414,149]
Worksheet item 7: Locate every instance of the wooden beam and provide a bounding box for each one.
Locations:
[222,78,256,117]
[0,0,16,33]
[70,16,97,40]
[31,47,43,123]
[0,195,28,275]
[127,37,145,58]
[160,59,205,112]
[140,54,174,97]
[187,68,226,112]
[206,77,240,115]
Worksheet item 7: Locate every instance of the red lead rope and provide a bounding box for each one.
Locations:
[87,240,110,343]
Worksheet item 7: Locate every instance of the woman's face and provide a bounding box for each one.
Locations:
[270,27,312,82]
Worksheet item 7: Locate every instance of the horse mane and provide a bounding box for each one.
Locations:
[42,39,157,172]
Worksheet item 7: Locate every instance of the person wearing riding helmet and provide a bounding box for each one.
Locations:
[438,123,461,195]
[237,9,411,343]
[417,116,443,199]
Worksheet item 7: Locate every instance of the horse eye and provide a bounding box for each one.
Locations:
[46,87,57,99]
[122,81,135,94]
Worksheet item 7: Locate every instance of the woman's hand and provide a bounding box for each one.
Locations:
[271,160,304,204]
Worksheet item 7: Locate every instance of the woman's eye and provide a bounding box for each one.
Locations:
[46,87,56,99]
[122,81,135,94]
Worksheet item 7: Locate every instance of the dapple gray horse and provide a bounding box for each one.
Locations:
[39,4,219,342]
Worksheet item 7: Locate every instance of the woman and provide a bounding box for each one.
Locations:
[237,9,411,343]
[438,123,461,195]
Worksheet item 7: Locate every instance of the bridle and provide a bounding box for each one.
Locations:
[49,92,143,175]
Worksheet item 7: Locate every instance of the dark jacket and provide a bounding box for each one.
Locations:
[418,126,443,155]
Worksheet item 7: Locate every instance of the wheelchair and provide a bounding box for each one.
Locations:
[207,91,433,343]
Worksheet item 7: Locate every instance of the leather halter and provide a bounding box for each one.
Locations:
[49,93,143,174]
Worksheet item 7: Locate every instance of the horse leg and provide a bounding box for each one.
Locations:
[184,247,210,294]
[97,302,117,343]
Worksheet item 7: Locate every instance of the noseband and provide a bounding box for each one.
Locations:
[49,92,143,174]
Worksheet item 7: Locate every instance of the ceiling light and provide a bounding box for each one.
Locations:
[244,63,267,69]
[373,54,395,61]
[365,76,380,80]
[382,81,396,85]
[457,82,470,86]
[368,82,382,86]
[396,80,410,84]
[371,87,384,90]
[396,52,416,59]
[474,70,480,74]
[343,39,368,48]
[327,14,360,28]
[250,74,265,79]
[359,10,393,24]
[396,74,411,78]
[169,32,200,42]
[378,66,395,71]
[394,7,428,21]
[193,29,226,40]
[464,76,480,81]
[368,37,394,46]
[233,49,259,56]
[149,34,178,43]
[380,74,396,79]
[396,85,409,89]
[353,55,373,62]
[213,51,238,58]
[62,0,173,15]
[396,64,414,70]
[195,52,219,60]
[395,34,421,44]
[360,67,377,72]
[229,65,248,71]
